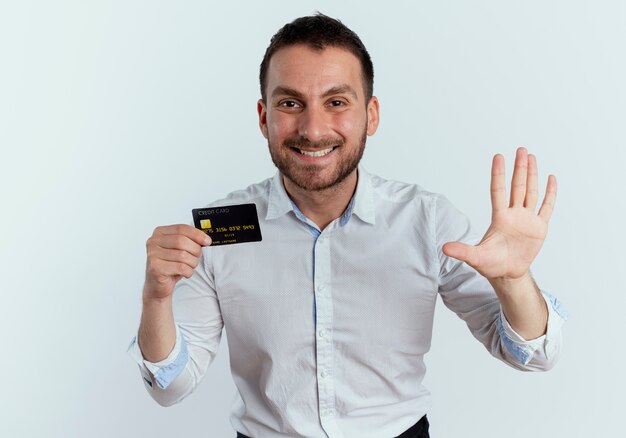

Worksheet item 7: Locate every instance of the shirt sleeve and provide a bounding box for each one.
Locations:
[127,325,189,390]
[127,248,224,406]
[434,194,568,371]
[497,290,569,368]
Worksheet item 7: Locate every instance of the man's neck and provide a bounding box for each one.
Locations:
[282,170,358,231]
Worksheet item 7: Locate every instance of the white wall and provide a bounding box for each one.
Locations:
[1,1,624,436]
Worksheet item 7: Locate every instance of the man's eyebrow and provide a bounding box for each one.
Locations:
[271,86,304,99]
[322,84,358,99]
[270,84,359,100]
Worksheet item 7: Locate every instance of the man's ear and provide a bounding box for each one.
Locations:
[257,99,269,139]
[366,96,380,136]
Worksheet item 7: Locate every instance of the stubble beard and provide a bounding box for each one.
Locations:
[268,129,368,192]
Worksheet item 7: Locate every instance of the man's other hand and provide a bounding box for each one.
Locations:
[143,224,212,301]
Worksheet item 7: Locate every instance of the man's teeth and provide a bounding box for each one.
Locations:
[299,147,335,157]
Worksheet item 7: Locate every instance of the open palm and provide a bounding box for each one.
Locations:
[443,148,557,281]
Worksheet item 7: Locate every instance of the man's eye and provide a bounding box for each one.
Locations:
[329,100,345,107]
[279,100,300,108]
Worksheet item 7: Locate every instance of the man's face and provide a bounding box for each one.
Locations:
[258,45,379,192]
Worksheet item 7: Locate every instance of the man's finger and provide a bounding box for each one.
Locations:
[148,247,201,270]
[538,175,557,222]
[152,234,205,257]
[443,242,479,268]
[146,258,195,280]
[524,154,539,211]
[490,154,507,213]
[154,224,212,246]
[510,147,528,208]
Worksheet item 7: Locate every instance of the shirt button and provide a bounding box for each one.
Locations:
[318,329,327,338]
[317,285,326,294]
[320,370,329,378]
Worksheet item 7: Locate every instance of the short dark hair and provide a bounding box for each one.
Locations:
[259,13,374,102]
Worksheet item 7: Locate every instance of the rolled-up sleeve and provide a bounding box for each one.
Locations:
[497,290,569,370]
[127,326,188,390]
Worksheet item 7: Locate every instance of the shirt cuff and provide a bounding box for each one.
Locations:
[127,326,189,390]
[497,290,569,366]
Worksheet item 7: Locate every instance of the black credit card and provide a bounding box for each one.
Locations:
[192,203,262,246]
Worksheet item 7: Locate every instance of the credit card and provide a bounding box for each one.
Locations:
[192,203,262,246]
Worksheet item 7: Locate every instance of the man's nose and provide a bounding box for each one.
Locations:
[297,106,329,142]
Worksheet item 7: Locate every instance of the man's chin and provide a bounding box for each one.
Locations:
[283,168,354,192]
[284,174,332,192]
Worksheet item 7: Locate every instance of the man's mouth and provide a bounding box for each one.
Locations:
[294,146,337,157]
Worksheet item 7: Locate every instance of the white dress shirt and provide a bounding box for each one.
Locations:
[128,167,567,438]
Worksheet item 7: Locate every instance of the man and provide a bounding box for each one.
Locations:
[129,14,567,438]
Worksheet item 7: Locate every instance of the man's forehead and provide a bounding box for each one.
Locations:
[265,44,365,98]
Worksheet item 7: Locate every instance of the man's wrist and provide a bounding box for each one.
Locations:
[488,271,537,298]
[490,271,548,339]
[142,282,175,306]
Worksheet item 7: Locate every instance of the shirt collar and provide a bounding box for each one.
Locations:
[265,166,376,226]
[350,167,376,225]
[266,172,294,220]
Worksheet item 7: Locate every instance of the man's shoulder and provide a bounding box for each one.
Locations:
[365,170,443,205]
[365,170,469,235]
[204,176,274,208]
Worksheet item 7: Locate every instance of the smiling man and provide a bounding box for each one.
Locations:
[260,43,379,230]
[129,14,567,438]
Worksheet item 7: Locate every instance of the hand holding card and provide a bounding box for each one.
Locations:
[143,224,212,301]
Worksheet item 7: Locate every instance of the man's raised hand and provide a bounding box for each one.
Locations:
[442,147,557,281]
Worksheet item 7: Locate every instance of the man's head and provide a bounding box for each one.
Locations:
[257,14,379,193]
[259,13,374,104]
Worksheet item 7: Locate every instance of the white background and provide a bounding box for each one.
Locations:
[1,1,624,437]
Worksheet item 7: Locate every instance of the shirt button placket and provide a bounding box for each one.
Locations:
[313,232,339,436]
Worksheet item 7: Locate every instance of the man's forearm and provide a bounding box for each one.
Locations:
[138,291,177,363]
[489,272,548,340]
